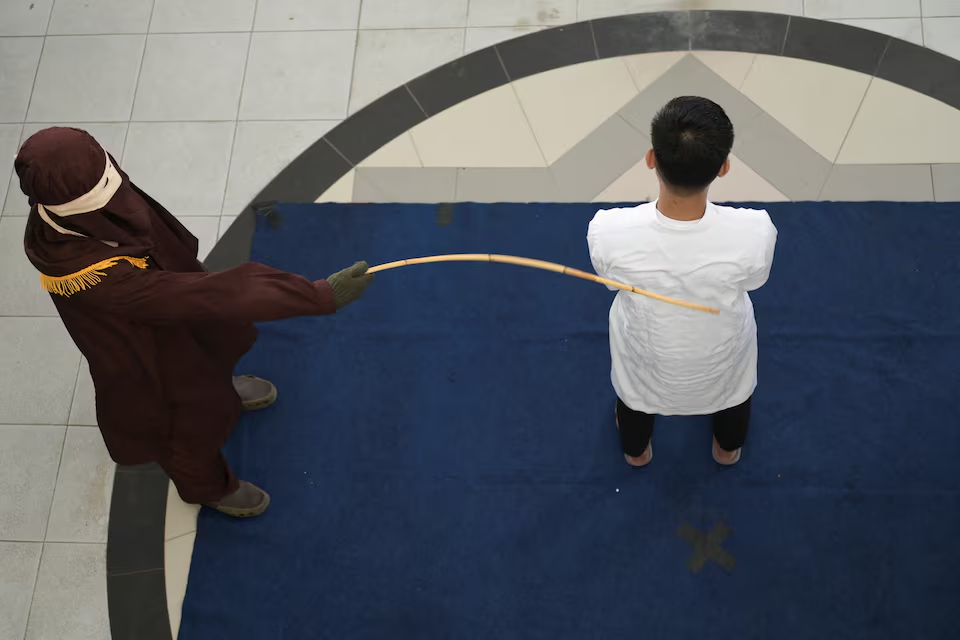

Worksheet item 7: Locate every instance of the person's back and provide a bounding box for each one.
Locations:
[587,96,777,467]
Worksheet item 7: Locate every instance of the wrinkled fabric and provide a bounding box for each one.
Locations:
[588,201,777,415]
[18,127,337,503]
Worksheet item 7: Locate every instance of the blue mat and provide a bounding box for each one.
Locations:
[180,202,960,640]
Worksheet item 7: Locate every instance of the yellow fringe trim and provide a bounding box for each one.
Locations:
[40,256,149,297]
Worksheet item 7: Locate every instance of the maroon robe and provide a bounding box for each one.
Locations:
[18,127,336,503]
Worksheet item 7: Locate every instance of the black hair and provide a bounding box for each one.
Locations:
[650,96,734,194]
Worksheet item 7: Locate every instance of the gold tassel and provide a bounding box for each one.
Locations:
[40,256,149,297]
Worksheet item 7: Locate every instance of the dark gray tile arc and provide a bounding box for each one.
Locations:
[690,11,789,55]
[781,16,890,76]
[204,208,256,272]
[592,11,690,59]
[109,570,172,640]
[495,21,597,81]
[112,10,960,640]
[406,47,509,117]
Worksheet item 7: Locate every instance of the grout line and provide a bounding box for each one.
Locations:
[403,84,429,117]
[779,16,791,56]
[40,424,69,542]
[588,20,600,59]
[407,132,426,168]
[217,1,258,217]
[22,541,48,639]
[126,1,158,123]
[929,164,937,201]
[462,0,472,51]
[344,1,364,118]
[831,75,874,167]
[493,45,511,81]
[508,82,550,167]
[165,529,197,544]
[0,122,25,219]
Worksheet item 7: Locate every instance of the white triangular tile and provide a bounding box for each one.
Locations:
[593,159,659,203]
[622,51,686,93]
[838,77,960,164]
[315,170,355,203]
[515,58,639,165]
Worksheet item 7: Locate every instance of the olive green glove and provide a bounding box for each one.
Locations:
[327,261,374,309]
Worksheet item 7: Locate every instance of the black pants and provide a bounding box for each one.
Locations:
[616,396,752,457]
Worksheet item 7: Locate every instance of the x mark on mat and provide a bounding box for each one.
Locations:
[677,521,736,573]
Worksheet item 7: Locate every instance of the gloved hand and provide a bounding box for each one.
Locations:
[326,261,374,309]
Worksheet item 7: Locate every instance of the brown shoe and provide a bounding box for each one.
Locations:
[207,481,270,517]
[233,375,277,411]
[712,437,742,466]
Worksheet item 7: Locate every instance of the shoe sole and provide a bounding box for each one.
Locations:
[213,492,271,518]
[713,445,742,466]
[241,385,278,412]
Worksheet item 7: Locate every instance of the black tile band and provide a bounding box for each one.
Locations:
[110,10,960,639]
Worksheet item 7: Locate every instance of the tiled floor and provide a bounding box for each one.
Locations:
[2,2,960,639]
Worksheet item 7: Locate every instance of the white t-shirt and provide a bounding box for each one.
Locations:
[587,201,777,415]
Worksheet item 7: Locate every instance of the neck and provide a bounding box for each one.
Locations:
[656,189,708,221]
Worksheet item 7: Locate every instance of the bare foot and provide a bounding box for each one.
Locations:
[712,438,741,465]
[624,443,653,467]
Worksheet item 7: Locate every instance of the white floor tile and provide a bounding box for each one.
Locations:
[132,33,250,121]
[923,17,960,59]
[578,0,803,21]
[240,31,356,120]
[709,155,790,202]
[351,29,464,115]
[179,216,221,261]
[359,133,423,167]
[0,124,22,215]
[740,55,871,161]
[361,0,469,28]
[838,77,960,163]
[5,122,128,216]
[47,0,154,35]
[27,35,145,123]
[515,59,639,164]
[0,0,54,36]
[223,120,337,214]
[0,318,81,425]
[254,0,362,31]
[123,122,235,215]
[316,170,356,202]
[832,17,925,45]
[150,0,257,33]
[0,542,42,640]
[25,543,109,640]
[165,480,200,541]
[805,0,920,19]
[621,51,686,93]
[0,426,64,541]
[922,0,960,16]
[0,216,57,317]
[45,427,114,544]
[464,26,545,53]
[165,532,196,640]
[692,51,757,90]
[468,0,577,27]
[410,84,546,167]
[69,360,97,427]
[0,38,43,123]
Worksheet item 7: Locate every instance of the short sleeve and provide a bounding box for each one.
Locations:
[587,212,618,292]
[741,215,778,292]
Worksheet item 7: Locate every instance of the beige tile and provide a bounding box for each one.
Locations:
[838,78,960,164]
[741,55,871,161]
[464,26,544,53]
[0,542,43,640]
[692,51,757,90]
[165,480,200,540]
[316,170,355,203]
[709,155,790,202]
[622,51,686,93]
[26,543,109,640]
[69,359,97,427]
[594,159,660,203]
[45,427,115,543]
[410,84,545,167]
[165,532,196,640]
[832,17,924,45]
[514,59,639,165]
[359,133,422,167]
[0,426,64,541]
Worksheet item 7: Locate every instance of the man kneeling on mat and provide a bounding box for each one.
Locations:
[17,127,374,517]
[587,96,777,467]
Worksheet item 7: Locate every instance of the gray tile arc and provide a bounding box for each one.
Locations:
[112,10,960,640]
